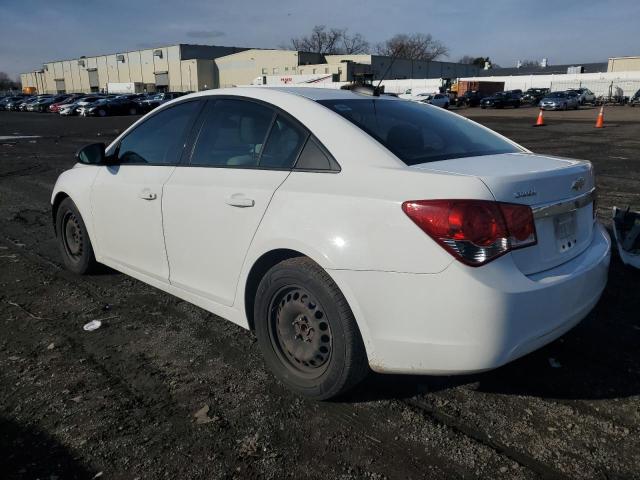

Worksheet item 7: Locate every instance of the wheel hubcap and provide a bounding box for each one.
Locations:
[62,212,83,259]
[269,287,332,376]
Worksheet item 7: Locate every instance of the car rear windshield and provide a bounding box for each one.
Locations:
[318,98,521,165]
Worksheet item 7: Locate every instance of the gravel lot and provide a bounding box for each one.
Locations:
[0,105,639,480]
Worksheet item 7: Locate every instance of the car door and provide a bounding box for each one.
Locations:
[90,99,203,282]
[162,98,308,306]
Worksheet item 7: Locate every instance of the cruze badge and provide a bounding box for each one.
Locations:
[571,177,586,191]
[514,189,537,199]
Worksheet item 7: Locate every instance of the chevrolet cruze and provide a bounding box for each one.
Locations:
[52,87,610,399]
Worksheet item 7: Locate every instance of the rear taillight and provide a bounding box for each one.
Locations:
[402,199,537,266]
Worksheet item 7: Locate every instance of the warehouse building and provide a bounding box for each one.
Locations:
[215,49,324,87]
[21,44,247,94]
[21,44,481,93]
[608,56,640,72]
[310,54,480,80]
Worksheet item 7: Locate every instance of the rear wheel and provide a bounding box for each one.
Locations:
[55,198,97,274]
[98,109,107,117]
[129,107,138,115]
[254,257,368,400]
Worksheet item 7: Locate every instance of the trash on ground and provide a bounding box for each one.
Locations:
[548,357,562,368]
[47,342,55,350]
[83,320,102,331]
[193,404,217,424]
[612,206,640,268]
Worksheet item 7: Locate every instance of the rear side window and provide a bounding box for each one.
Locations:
[190,99,274,167]
[295,137,338,171]
[259,115,307,169]
[318,99,520,165]
[117,101,201,165]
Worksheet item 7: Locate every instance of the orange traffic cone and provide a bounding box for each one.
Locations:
[595,106,604,128]
[533,109,545,127]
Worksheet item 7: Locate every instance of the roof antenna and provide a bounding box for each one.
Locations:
[376,53,399,94]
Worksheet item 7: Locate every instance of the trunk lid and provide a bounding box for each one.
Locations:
[413,153,596,274]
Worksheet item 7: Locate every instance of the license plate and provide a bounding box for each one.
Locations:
[554,212,577,252]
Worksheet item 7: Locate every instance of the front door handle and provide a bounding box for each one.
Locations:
[225,194,255,208]
[139,189,157,201]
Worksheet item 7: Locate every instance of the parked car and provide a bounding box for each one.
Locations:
[52,87,610,400]
[454,90,486,107]
[539,91,579,110]
[521,88,550,105]
[0,95,27,111]
[59,96,105,116]
[480,91,521,108]
[28,94,73,113]
[79,97,142,116]
[629,89,640,107]
[419,93,450,109]
[19,96,50,111]
[137,92,185,112]
[567,88,596,105]
[49,94,85,113]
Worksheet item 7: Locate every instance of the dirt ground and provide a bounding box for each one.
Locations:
[0,104,639,480]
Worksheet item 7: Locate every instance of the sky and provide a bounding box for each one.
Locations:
[2,0,640,79]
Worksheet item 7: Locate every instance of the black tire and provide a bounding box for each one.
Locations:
[98,109,107,117]
[55,197,97,274]
[129,107,138,115]
[254,257,368,400]
[443,102,449,109]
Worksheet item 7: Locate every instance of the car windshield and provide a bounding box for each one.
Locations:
[318,98,521,166]
[548,92,566,98]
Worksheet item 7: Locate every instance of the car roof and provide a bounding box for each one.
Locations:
[258,87,394,102]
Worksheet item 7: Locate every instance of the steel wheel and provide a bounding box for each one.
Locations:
[61,211,84,261]
[268,286,333,378]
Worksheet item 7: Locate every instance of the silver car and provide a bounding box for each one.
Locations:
[539,92,579,110]
[567,88,596,105]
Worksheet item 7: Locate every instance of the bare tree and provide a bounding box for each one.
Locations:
[0,71,20,91]
[340,32,369,54]
[376,33,448,61]
[289,25,369,55]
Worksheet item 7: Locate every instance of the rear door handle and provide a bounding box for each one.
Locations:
[225,194,255,208]
[139,189,157,201]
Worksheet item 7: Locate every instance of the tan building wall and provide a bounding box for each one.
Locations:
[608,56,640,72]
[20,71,46,93]
[24,44,240,94]
[216,49,302,87]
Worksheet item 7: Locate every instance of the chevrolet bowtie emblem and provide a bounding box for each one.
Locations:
[571,177,586,191]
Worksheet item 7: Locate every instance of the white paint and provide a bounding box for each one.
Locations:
[51,87,611,376]
[0,135,41,141]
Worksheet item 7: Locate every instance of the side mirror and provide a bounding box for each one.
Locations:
[75,143,105,165]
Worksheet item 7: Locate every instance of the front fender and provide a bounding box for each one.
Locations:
[51,165,100,250]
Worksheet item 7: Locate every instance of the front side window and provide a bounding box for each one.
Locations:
[190,99,274,167]
[318,98,521,166]
[117,101,201,165]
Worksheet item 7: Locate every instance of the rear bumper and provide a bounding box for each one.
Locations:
[330,223,611,374]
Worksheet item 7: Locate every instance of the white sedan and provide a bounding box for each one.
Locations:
[52,87,610,399]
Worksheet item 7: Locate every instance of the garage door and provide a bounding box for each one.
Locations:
[54,79,66,93]
[155,72,169,86]
[88,69,99,88]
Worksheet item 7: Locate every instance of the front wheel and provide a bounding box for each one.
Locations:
[55,197,97,274]
[254,257,368,400]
